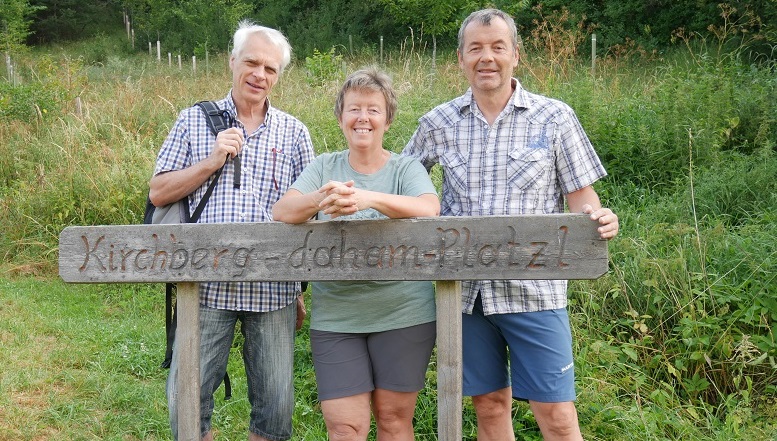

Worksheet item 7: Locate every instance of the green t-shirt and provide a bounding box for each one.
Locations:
[290,150,438,332]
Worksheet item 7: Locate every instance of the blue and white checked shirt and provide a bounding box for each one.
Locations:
[402,79,607,315]
[154,91,315,312]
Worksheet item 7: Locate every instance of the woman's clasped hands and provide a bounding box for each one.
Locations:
[317,180,361,218]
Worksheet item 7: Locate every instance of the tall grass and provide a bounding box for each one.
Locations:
[1,30,776,440]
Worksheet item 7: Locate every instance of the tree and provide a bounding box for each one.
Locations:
[0,0,40,53]
[28,0,121,44]
[121,0,253,55]
[379,0,466,65]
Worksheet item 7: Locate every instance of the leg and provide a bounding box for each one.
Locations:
[462,296,513,440]
[368,322,436,441]
[529,401,582,441]
[242,301,297,440]
[372,389,420,441]
[167,305,236,441]
[471,387,516,441]
[500,308,579,440]
[320,393,372,441]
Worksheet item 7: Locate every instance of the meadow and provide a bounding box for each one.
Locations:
[0,27,775,440]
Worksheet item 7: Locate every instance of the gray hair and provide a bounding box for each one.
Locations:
[458,9,519,53]
[334,67,398,125]
[231,20,292,72]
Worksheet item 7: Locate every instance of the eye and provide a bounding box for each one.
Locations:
[368,108,381,115]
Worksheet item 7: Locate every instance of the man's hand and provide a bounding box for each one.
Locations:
[211,127,244,163]
[582,204,619,240]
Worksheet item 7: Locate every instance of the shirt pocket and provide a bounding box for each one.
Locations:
[507,147,552,191]
[440,151,468,193]
[251,148,294,203]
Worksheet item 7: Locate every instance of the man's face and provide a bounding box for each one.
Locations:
[229,33,283,107]
[457,17,519,97]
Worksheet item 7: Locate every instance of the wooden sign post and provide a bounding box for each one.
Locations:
[59,215,608,441]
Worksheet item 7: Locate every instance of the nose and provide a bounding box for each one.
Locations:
[480,47,495,61]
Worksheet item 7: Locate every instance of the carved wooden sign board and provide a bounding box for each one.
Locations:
[58,214,608,441]
[59,215,607,283]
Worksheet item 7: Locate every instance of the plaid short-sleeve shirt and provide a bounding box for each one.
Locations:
[154,91,315,312]
[402,79,607,315]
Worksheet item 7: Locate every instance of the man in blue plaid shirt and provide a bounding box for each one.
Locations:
[403,8,619,441]
[149,21,314,441]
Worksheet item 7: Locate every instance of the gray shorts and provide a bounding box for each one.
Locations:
[310,321,437,401]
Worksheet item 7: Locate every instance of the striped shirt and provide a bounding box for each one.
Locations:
[154,91,315,312]
[402,79,607,315]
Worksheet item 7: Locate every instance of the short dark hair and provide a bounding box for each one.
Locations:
[458,9,519,53]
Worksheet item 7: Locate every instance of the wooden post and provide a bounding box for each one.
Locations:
[436,281,462,441]
[591,34,597,76]
[176,282,201,441]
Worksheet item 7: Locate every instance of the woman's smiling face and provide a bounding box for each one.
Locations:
[338,89,391,151]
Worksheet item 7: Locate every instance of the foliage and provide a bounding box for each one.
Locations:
[520,0,777,58]
[304,47,343,87]
[122,0,253,55]
[27,0,121,44]
[379,0,465,38]
[0,0,41,53]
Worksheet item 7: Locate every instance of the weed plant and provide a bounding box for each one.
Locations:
[0,30,776,440]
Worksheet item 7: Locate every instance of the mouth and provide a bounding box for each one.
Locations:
[354,128,372,134]
[247,80,265,91]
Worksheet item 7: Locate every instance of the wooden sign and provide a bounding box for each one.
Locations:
[58,214,609,441]
[59,215,607,283]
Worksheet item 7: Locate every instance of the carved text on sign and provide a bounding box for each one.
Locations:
[76,226,570,276]
[59,216,607,282]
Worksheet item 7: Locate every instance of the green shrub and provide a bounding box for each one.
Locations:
[304,47,343,87]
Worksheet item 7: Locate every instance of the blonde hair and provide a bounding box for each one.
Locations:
[334,67,398,124]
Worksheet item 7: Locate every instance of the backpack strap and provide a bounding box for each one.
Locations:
[195,100,231,135]
[195,101,241,190]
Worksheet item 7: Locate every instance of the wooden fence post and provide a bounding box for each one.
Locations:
[436,281,462,440]
[176,282,201,441]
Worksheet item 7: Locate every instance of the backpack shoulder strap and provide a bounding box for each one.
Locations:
[195,100,231,136]
[194,100,240,189]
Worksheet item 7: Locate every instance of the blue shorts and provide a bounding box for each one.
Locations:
[462,295,576,403]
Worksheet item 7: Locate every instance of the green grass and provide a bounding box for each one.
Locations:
[1,31,776,440]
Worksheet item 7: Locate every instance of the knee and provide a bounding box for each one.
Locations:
[532,402,580,439]
[327,421,368,441]
[374,409,412,435]
[472,390,513,422]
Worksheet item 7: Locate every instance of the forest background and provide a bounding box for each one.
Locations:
[1,0,776,440]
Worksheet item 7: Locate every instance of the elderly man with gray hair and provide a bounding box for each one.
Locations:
[150,20,314,441]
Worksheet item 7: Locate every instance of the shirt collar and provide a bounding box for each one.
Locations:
[456,78,531,117]
[224,90,275,124]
